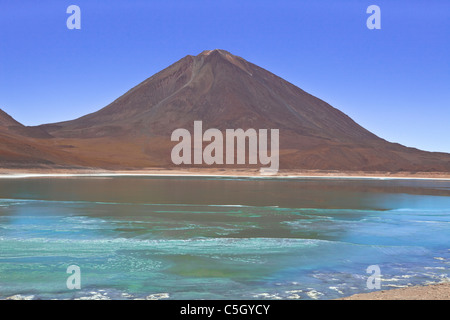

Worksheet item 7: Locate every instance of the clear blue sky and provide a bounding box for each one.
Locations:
[0,0,449,152]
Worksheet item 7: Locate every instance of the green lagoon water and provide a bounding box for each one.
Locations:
[0,176,449,299]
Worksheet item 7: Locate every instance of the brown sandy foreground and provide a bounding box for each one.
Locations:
[339,282,450,300]
[1,167,450,179]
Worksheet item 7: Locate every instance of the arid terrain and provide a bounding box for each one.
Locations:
[1,49,450,173]
[339,282,450,300]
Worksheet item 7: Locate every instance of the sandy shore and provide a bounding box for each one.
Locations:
[339,282,450,300]
[1,167,450,179]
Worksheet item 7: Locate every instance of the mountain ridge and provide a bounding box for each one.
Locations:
[0,49,449,171]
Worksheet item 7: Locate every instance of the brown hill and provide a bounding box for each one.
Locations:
[0,109,23,127]
[0,108,52,139]
[0,109,84,168]
[4,49,450,171]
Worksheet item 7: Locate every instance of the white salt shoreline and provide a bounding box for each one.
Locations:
[0,172,450,180]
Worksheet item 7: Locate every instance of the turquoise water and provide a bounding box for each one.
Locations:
[0,176,449,299]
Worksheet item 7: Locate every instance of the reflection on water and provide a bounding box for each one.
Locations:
[0,177,449,299]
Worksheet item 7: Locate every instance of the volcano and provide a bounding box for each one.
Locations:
[1,49,449,172]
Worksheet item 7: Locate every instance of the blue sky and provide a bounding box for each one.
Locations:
[0,0,449,152]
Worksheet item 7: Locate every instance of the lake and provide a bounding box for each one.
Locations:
[0,176,449,299]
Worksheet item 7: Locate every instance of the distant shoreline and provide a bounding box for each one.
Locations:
[1,168,450,180]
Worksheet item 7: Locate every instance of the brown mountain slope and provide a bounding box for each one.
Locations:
[0,108,52,139]
[40,50,380,141]
[12,49,450,171]
[0,109,86,168]
[0,109,23,127]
